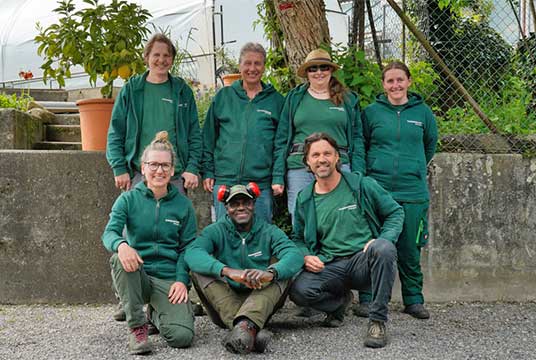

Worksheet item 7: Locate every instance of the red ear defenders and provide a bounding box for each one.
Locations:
[217,182,261,203]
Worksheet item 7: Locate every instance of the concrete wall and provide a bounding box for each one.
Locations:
[0,151,534,304]
[0,109,43,149]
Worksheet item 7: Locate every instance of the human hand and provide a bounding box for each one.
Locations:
[114,173,131,191]
[363,239,375,253]
[242,269,274,289]
[304,255,324,273]
[168,282,188,304]
[182,171,199,189]
[118,243,143,272]
[203,178,215,192]
[221,267,246,284]
[271,184,284,196]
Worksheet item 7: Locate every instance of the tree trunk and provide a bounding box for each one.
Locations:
[271,0,330,75]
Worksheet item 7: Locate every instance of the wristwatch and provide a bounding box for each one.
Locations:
[267,268,278,281]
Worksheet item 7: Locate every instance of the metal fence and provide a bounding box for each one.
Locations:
[360,0,536,154]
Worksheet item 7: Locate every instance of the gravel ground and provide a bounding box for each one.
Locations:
[1,302,535,360]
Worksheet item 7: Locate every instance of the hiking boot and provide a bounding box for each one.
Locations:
[322,290,352,328]
[113,302,126,322]
[364,320,387,348]
[353,302,370,318]
[294,306,321,317]
[403,303,430,319]
[128,324,152,355]
[253,329,272,353]
[146,305,159,335]
[224,319,257,354]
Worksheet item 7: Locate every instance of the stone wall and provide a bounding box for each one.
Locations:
[0,151,534,303]
[0,109,43,149]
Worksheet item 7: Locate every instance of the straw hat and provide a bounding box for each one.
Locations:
[297,49,339,78]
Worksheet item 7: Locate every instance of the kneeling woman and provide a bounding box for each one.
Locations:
[102,131,197,355]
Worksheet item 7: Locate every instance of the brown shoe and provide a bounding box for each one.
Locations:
[128,324,152,355]
[364,320,387,348]
[224,319,257,354]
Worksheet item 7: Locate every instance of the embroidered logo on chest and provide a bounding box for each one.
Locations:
[248,251,263,257]
[407,120,423,127]
[257,109,272,116]
[165,219,181,226]
[329,107,345,112]
[338,204,357,211]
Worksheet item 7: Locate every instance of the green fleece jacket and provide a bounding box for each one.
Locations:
[102,182,197,284]
[362,93,438,202]
[185,215,303,291]
[106,71,202,177]
[201,80,285,188]
[273,83,366,181]
[292,171,404,264]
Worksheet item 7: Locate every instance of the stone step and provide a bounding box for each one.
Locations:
[47,113,80,126]
[36,101,78,113]
[45,125,81,142]
[33,141,82,150]
[1,89,69,102]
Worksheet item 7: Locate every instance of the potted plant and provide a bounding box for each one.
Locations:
[35,0,151,150]
[215,47,241,86]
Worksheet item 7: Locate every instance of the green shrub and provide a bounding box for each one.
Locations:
[0,92,33,111]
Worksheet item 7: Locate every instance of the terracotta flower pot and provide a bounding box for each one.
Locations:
[76,98,114,151]
[222,73,241,86]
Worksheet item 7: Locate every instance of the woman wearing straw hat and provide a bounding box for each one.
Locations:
[273,48,365,223]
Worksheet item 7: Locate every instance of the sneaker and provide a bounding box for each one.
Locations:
[294,306,321,318]
[146,305,159,335]
[403,303,430,319]
[322,290,352,328]
[353,302,370,318]
[128,324,152,355]
[364,320,387,348]
[113,302,126,322]
[224,319,257,354]
[253,329,272,353]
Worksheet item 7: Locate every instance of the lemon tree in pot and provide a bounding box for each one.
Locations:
[35,0,151,150]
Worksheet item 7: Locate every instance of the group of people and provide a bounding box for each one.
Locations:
[102,33,438,355]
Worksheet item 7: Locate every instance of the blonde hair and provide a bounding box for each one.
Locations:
[140,131,176,166]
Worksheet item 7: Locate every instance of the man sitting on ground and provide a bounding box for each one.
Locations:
[185,183,303,354]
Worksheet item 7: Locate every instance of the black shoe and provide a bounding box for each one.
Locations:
[112,302,126,322]
[322,290,352,328]
[253,329,272,353]
[364,320,387,348]
[294,306,321,318]
[192,302,205,316]
[224,319,257,354]
[403,303,430,319]
[353,302,370,318]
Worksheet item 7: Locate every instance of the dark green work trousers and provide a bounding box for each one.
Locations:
[191,272,289,330]
[359,201,429,306]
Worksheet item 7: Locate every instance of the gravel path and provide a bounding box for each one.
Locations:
[1,302,535,359]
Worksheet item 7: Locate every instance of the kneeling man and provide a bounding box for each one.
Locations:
[185,183,303,354]
[290,132,403,348]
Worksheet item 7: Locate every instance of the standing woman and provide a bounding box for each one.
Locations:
[107,33,202,194]
[273,49,365,222]
[102,132,197,355]
[361,61,438,319]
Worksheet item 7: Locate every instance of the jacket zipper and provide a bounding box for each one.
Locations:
[240,233,247,268]
[238,101,251,183]
[153,200,161,271]
[393,110,401,192]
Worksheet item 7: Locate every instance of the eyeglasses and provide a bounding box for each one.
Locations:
[307,64,331,73]
[144,161,172,172]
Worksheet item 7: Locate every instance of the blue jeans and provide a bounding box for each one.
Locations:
[289,239,397,322]
[212,184,273,223]
[287,164,350,224]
